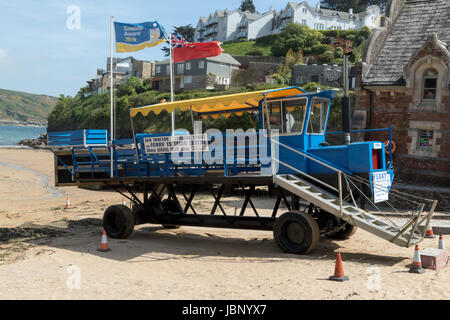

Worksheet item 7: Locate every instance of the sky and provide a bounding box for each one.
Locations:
[0,0,319,97]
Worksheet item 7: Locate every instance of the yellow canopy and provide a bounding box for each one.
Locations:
[129,87,306,118]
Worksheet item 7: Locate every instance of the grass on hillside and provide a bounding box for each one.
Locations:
[0,88,57,123]
[221,41,272,57]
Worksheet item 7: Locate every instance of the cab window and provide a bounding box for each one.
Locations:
[283,98,307,134]
[267,101,282,131]
[265,98,307,134]
[307,98,329,134]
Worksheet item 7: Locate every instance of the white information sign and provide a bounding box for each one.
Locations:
[143,134,209,154]
[372,171,391,203]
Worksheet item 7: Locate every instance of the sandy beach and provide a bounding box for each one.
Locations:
[0,148,449,300]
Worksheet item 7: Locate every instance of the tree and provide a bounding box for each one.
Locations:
[161,24,196,56]
[173,24,195,42]
[318,51,334,64]
[271,23,323,57]
[295,50,304,65]
[319,0,388,13]
[240,0,256,13]
[206,73,218,88]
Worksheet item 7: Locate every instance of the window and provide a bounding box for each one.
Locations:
[186,62,191,70]
[284,98,307,134]
[296,76,305,84]
[302,8,307,13]
[199,61,205,69]
[311,75,320,82]
[308,98,329,134]
[422,69,438,102]
[177,63,184,74]
[266,101,282,131]
[180,77,184,89]
[302,19,307,25]
[166,66,170,75]
[156,66,161,73]
[417,130,433,150]
[314,23,324,30]
[264,98,307,134]
[184,75,192,84]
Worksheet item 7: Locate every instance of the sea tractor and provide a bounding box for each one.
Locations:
[48,87,437,254]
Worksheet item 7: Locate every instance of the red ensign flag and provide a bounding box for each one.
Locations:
[171,35,222,63]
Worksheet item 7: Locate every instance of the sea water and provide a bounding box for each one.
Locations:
[0,125,46,146]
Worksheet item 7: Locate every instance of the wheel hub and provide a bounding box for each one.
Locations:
[286,222,305,245]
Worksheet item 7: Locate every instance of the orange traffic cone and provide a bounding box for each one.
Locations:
[438,235,445,250]
[65,196,71,209]
[424,224,436,238]
[409,245,424,274]
[329,253,349,282]
[97,230,111,252]
[122,198,127,206]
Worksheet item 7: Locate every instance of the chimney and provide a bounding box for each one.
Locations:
[349,8,353,14]
[316,2,321,9]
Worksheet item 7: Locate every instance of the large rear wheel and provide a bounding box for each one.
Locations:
[273,211,320,254]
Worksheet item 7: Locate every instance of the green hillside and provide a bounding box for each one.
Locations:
[0,88,57,125]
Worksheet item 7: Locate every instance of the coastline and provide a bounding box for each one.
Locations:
[0,119,47,128]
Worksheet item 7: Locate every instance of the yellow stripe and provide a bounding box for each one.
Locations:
[116,39,166,53]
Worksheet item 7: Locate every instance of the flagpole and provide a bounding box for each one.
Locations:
[110,16,114,178]
[169,32,175,134]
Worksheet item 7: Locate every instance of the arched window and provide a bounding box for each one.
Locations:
[422,69,438,102]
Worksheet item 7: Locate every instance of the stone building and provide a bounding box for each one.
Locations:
[291,63,357,88]
[356,0,450,185]
[86,56,155,94]
[153,53,241,92]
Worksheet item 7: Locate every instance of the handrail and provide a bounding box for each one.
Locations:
[326,127,391,135]
[272,140,343,174]
[271,139,343,215]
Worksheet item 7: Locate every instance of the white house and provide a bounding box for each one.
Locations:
[273,2,381,33]
[194,2,381,42]
[195,9,243,42]
[237,11,276,40]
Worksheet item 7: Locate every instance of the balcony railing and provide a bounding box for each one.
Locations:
[205,17,219,27]
[236,30,248,39]
[237,21,248,28]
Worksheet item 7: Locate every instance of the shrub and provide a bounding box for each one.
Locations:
[247,47,264,56]
[311,44,332,55]
[334,47,344,58]
[318,51,334,64]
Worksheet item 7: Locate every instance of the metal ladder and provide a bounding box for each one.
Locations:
[274,174,436,248]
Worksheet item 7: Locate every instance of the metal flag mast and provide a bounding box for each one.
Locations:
[169,32,175,134]
[110,16,114,178]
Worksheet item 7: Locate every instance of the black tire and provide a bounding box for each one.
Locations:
[161,199,180,229]
[103,205,135,239]
[326,223,357,240]
[131,203,147,225]
[273,211,320,254]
